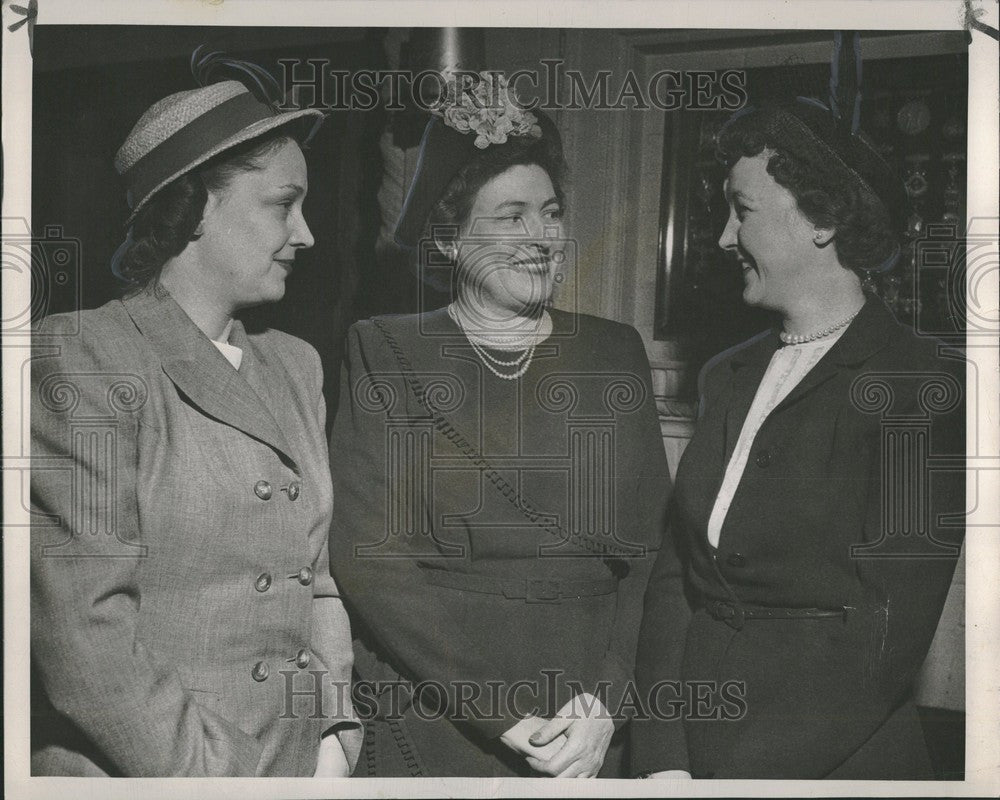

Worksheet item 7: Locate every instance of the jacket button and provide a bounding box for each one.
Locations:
[254,572,272,592]
[287,481,301,501]
[254,480,272,500]
[294,649,311,669]
[296,566,314,586]
[726,553,747,568]
[754,449,771,468]
[251,661,270,682]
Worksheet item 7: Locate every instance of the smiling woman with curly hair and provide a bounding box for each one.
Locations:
[632,99,965,780]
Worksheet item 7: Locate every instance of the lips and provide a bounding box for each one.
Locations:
[736,253,756,275]
[274,258,295,270]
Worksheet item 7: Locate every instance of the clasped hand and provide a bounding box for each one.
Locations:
[500,692,614,778]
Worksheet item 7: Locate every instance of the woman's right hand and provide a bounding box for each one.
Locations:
[500,715,568,762]
[518,693,615,778]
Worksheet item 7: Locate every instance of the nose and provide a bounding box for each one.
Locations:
[525,212,561,252]
[290,208,315,250]
[718,209,739,252]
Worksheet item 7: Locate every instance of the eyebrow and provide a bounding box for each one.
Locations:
[725,185,754,204]
[492,197,561,212]
[275,183,306,195]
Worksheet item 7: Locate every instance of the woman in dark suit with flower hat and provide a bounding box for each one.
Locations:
[30,52,360,777]
[329,73,670,777]
[631,98,965,779]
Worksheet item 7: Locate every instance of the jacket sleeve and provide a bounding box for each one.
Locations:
[629,511,692,774]
[330,322,539,739]
[628,332,713,775]
[30,315,264,776]
[304,345,363,771]
[593,326,671,730]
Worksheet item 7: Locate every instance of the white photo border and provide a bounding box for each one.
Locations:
[3,1,997,798]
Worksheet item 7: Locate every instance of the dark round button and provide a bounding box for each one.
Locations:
[251,661,270,682]
[296,566,314,586]
[754,449,772,468]
[726,553,747,568]
[254,480,273,500]
[294,649,311,669]
[287,481,301,501]
[254,572,272,592]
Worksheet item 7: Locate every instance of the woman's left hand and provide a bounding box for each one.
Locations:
[524,693,615,778]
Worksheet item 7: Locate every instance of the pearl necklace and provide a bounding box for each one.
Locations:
[447,304,539,380]
[780,308,861,345]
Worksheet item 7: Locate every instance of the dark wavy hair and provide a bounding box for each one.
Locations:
[716,111,899,274]
[425,130,567,249]
[115,131,297,292]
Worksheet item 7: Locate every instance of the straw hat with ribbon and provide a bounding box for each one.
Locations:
[115,46,325,227]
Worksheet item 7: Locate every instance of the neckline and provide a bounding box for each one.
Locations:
[446,302,553,351]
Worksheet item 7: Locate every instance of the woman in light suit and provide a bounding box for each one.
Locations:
[30,56,360,777]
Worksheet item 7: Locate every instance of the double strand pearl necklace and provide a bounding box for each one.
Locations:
[447,304,547,380]
[779,308,861,345]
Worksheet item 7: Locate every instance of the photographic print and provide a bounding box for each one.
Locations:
[3,2,997,798]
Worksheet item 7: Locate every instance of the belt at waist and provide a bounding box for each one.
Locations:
[704,599,854,631]
[422,569,618,603]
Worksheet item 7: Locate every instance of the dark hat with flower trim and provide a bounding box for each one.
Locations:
[115,48,325,226]
[393,72,561,249]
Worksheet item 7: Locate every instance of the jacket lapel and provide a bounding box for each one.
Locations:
[231,319,305,469]
[769,294,901,415]
[724,330,779,463]
[122,287,297,467]
[720,297,901,461]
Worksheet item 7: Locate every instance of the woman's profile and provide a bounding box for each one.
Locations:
[30,51,360,777]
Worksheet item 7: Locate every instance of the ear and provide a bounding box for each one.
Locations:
[197,189,225,233]
[434,235,458,262]
[813,226,835,246]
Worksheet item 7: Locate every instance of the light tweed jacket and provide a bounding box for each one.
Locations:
[30,286,360,776]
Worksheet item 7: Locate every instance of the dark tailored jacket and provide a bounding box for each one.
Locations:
[632,295,965,779]
[329,307,669,777]
[30,288,361,776]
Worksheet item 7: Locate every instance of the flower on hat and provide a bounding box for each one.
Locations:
[433,71,542,149]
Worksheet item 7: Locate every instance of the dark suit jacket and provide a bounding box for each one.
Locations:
[632,295,964,779]
[30,287,361,776]
[329,307,669,777]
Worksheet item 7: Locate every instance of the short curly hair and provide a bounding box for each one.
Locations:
[425,128,567,247]
[716,108,901,274]
[115,131,296,292]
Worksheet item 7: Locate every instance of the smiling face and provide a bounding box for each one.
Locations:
[718,151,821,313]
[195,138,314,313]
[452,163,565,325]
